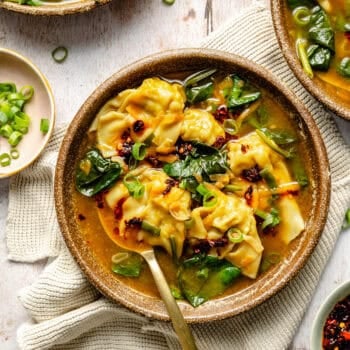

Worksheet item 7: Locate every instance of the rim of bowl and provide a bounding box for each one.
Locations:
[271,0,350,121]
[54,48,330,322]
[0,47,55,178]
[0,0,110,16]
[311,280,350,350]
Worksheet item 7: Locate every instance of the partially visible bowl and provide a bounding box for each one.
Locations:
[271,1,350,120]
[0,0,110,16]
[311,280,350,350]
[0,48,55,178]
[54,48,330,322]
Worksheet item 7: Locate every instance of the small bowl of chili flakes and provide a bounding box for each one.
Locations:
[311,280,350,350]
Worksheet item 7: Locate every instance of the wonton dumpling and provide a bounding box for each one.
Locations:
[180,108,225,146]
[121,78,186,153]
[188,183,263,278]
[227,131,305,244]
[277,195,305,244]
[96,111,134,158]
[94,78,186,157]
[104,167,191,257]
[227,132,291,181]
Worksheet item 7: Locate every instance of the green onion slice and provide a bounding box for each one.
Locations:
[131,142,147,161]
[8,131,23,147]
[141,220,161,236]
[0,153,11,167]
[259,167,277,189]
[111,252,130,264]
[0,125,13,138]
[184,68,217,87]
[20,86,34,101]
[227,228,244,243]
[10,148,20,160]
[52,46,68,63]
[223,119,239,135]
[296,39,314,78]
[196,183,218,207]
[40,118,50,133]
[223,184,243,192]
[292,7,311,27]
[123,174,145,199]
[343,208,350,229]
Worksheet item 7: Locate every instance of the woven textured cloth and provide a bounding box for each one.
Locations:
[7,4,350,350]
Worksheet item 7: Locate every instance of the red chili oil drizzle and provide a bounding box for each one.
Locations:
[323,294,350,350]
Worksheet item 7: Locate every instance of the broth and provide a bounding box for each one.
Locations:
[73,70,312,306]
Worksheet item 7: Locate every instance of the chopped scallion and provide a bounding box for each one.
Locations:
[123,174,145,199]
[0,153,11,167]
[40,118,50,134]
[292,7,311,27]
[223,119,239,135]
[223,184,243,192]
[10,148,20,160]
[259,167,277,189]
[131,142,147,161]
[0,125,13,138]
[227,228,244,243]
[8,131,23,147]
[20,86,34,101]
[52,46,68,63]
[196,183,218,207]
[141,220,161,236]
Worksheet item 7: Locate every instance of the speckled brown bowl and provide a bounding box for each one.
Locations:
[0,0,110,16]
[271,0,350,120]
[54,48,330,323]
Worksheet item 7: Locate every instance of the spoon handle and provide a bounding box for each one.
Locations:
[142,250,198,350]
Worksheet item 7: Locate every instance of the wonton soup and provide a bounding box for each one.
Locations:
[72,69,312,308]
[286,0,350,106]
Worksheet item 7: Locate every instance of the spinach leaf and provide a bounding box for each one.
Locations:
[112,253,143,277]
[338,57,350,78]
[247,105,269,129]
[184,69,216,104]
[287,0,316,9]
[307,44,332,70]
[256,129,295,159]
[308,6,335,52]
[163,142,228,182]
[342,208,350,230]
[186,82,214,104]
[178,254,241,307]
[260,128,297,145]
[76,149,122,197]
[227,75,261,110]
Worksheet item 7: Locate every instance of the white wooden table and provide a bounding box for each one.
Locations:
[0,1,350,349]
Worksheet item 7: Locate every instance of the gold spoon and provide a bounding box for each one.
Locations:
[98,212,198,350]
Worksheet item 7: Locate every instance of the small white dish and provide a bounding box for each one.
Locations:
[311,280,350,349]
[0,48,55,178]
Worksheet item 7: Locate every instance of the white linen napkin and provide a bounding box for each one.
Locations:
[7,4,350,350]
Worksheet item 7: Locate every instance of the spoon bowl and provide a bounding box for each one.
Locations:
[98,210,197,350]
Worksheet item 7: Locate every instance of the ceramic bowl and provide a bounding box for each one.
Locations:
[0,48,55,178]
[0,0,110,16]
[311,280,350,349]
[271,0,350,120]
[54,48,330,322]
